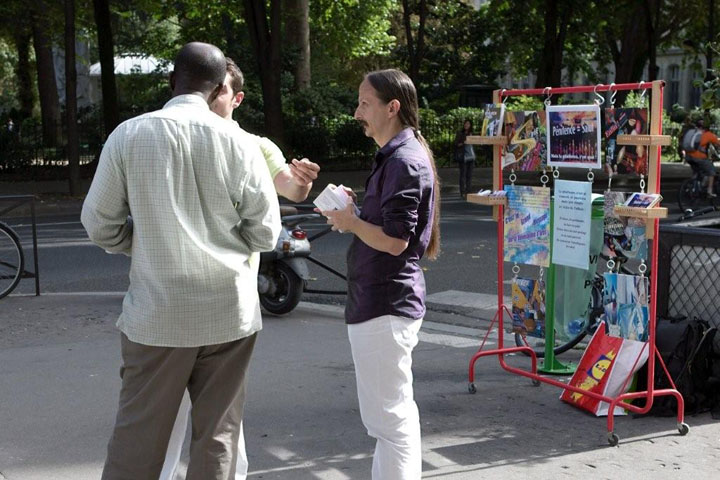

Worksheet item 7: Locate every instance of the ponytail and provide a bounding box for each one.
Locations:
[415,130,441,260]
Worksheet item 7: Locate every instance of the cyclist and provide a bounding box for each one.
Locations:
[684,118,720,197]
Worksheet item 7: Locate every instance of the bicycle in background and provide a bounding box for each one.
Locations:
[0,220,24,298]
[678,145,720,216]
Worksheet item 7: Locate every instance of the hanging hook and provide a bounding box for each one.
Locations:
[501,88,509,104]
[593,84,605,106]
[638,80,648,98]
[543,87,552,107]
[608,83,617,106]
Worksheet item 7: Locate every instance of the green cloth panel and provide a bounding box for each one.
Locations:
[553,197,605,341]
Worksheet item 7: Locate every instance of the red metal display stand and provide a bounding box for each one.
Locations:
[466,81,689,445]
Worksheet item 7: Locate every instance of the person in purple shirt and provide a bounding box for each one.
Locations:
[321,69,440,479]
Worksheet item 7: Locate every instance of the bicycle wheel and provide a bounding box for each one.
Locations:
[677,178,702,212]
[514,275,604,357]
[0,222,24,299]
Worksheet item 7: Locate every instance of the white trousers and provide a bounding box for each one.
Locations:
[348,315,423,480]
[160,389,248,480]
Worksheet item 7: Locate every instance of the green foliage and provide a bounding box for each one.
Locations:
[116,73,171,119]
[420,107,486,166]
[0,38,18,115]
[311,0,397,59]
[622,91,649,109]
[504,95,544,111]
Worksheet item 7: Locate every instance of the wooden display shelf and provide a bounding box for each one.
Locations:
[616,134,671,146]
[614,205,668,219]
[466,135,508,146]
[467,193,508,206]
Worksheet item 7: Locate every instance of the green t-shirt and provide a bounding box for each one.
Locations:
[234,122,290,179]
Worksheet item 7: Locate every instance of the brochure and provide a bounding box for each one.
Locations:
[625,192,662,208]
[603,273,649,342]
[511,277,546,338]
[482,104,506,137]
[502,110,547,171]
[503,185,551,267]
[602,108,649,175]
[603,190,648,261]
[313,184,360,215]
[546,105,602,169]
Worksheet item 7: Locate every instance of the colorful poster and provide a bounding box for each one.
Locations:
[503,185,551,267]
[502,110,547,171]
[511,277,546,338]
[602,273,649,342]
[552,180,592,270]
[482,104,505,136]
[602,108,649,175]
[602,190,648,261]
[547,105,602,169]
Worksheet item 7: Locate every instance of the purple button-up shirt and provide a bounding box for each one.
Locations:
[345,127,435,324]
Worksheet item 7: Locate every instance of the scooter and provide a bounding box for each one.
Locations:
[257,206,318,315]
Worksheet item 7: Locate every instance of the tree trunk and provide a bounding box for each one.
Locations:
[93,0,119,137]
[242,0,284,147]
[611,2,649,106]
[13,30,34,121]
[644,0,661,82]
[65,0,80,195]
[285,0,310,91]
[535,0,573,88]
[708,0,716,81]
[401,0,428,88]
[32,12,62,147]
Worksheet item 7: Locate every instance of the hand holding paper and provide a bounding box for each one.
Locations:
[313,183,360,216]
[314,184,360,233]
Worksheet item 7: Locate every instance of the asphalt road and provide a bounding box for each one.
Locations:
[4,193,504,304]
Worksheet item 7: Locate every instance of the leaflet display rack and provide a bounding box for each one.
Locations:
[466,81,688,445]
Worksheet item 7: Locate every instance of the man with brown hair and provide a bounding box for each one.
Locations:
[216,57,319,201]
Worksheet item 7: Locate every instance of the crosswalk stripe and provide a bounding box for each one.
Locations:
[426,290,509,310]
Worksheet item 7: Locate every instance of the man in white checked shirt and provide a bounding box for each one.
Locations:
[81,42,280,480]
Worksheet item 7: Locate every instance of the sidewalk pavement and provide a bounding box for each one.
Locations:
[1,293,718,479]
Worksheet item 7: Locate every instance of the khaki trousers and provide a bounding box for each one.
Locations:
[101,332,258,480]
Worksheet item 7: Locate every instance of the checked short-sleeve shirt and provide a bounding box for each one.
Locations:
[81,94,280,347]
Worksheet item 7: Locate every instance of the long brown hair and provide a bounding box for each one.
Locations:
[364,69,441,260]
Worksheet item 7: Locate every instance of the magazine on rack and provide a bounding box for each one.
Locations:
[624,192,663,208]
[481,104,506,136]
[602,108,649,175]
[546,104,602,169]
[511,277,546,338]
[502,110,547,171]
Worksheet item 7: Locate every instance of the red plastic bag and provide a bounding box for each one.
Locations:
[561,322,648,416]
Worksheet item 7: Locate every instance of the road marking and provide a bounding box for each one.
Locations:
[423,321,491,338]
[9,291,126,297]
[10,221,83,227]
[426,290,509,310]
[418,331,486,348]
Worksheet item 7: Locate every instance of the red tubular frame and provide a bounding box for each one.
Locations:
[467,81,685,441]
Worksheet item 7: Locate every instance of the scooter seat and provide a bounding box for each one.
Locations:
[280,205,299,217]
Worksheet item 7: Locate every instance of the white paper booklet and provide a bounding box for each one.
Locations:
[313,183,359,214]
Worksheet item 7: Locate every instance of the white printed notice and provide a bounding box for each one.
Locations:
[552,180,592,270]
